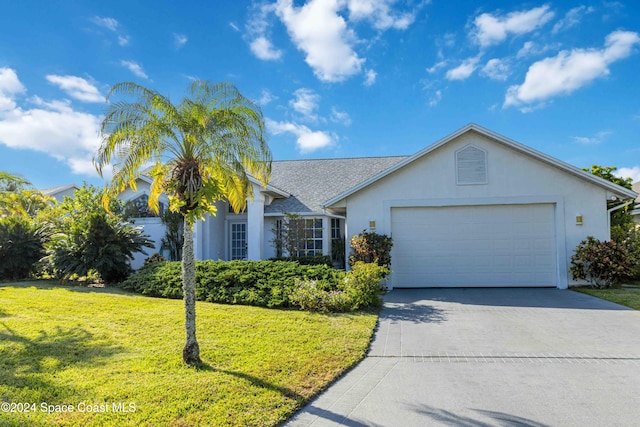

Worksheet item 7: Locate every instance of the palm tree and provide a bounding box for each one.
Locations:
[94,81,271,364]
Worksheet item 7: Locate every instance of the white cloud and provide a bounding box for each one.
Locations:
[346,0,415,30]
[330,107,351,126]
[428,90,442,107]
[258,89,277,106]
[363,69,377,86]
[93,16,130,46]
[445,55,481,81]
[246,3,282,61]
[266,118,335,153]
[250,36,283,60]
[0,71,103,176]
[289,88,320,121]
[274,0,364,82]
[426,60,448,74]
[552,5,595,33]
[472,5,555,48]
[45,75,103,103]
[173,33,188,49]
[117,35,130,46]
[93,16,119,32]
[505,30,640,108]
[617,166,640,184]
[571,131,612,145]
[229,22,240,32]
[481,58,511,81]
[0,68,26,111]
[120,60,149,79]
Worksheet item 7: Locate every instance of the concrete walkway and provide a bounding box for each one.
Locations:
[286,288,640,426]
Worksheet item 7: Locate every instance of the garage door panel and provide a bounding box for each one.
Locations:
[391,204,557,288]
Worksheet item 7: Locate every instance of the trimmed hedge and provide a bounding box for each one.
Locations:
[269,255,333,266]
[119,260,344,308]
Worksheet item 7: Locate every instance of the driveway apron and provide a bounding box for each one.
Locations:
[286,288,640,427]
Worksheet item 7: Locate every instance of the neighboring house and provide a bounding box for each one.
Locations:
[41,184,80,203]
[632,182,640,224]
[71,124,640,287]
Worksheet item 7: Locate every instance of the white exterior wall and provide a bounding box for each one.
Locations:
[342,132,610,288]
[130,217,167,269]
[118,180,170,270]
[200,201,227,260]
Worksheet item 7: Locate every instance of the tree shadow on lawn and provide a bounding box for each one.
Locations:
[0,323,124,400]
[193,361,305,403]
[3,279,137,297]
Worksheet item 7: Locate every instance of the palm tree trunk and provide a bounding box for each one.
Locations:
[182,217,201,365]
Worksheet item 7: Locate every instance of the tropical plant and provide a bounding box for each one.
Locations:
[0,172,54,218]
[44,185,153,283]
[94,81,271,365]
[0,216,47,280]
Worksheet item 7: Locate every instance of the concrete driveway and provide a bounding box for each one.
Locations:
[286,289,640,426]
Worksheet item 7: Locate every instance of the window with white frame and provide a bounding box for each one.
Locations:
[300,218,323,256]
[331,218,341,239]
[274,216,323,257]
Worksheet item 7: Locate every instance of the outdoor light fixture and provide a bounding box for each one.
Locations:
[576,215,583,225]
[369,219,376,230]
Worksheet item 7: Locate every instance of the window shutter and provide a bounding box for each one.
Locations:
[456,145,487,185]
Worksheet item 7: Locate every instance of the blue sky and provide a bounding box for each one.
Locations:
[1,0,639,190]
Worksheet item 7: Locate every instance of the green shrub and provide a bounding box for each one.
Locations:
[612,224,640,280]
[144,253,167,265]
[570,236,632,288]
[120,260,344,308]
[0,216,47,280]
[348,230,393,269]
[270,255,333,266]
[340,262,388,309]
[289,280,352,313]
[289,262,388,312]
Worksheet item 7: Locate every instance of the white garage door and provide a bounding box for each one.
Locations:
[391,204,557,287]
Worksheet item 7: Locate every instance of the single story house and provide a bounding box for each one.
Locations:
[42,184,80,203]
[90,124,640,289]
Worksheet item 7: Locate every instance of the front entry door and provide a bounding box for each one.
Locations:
[230,222,247,260]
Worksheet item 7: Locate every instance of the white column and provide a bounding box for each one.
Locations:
[247,192,265,260]
[322,217,330,256]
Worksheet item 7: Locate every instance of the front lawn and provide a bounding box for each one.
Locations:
[0,281,378,426]
[573,286,640,310]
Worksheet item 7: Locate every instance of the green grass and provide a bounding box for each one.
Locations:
[0,281,378,426]
[573,286,640,310]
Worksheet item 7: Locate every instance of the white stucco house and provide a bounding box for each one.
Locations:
[42,184,80,203]
[118,124,638,289]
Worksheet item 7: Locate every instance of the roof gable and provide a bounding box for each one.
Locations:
[324,124,637,207]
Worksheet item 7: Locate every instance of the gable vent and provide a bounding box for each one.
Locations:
[456,145,487,185]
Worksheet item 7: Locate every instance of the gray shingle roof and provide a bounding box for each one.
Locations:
[265,156,408,213]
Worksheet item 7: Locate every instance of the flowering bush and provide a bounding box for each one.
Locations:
[348,231,393,269]
[289,280,351,313]
[290,262,389,312]
[340,262,388,309]
[570,236,632,289]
